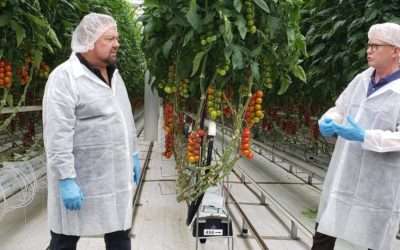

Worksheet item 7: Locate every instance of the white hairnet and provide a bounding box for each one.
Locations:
[368,22,400,48]
[71,13,117,53]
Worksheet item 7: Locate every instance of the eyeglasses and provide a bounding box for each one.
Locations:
[367,43,393,51]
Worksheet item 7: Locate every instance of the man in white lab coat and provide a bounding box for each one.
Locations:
[42,13,141,250]
[312,22,400,250]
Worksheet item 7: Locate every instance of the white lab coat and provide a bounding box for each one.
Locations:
[42,53,138,236]
[317,67,400,250]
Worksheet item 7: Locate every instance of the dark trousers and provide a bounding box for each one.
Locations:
[49,229,131,250]
[311,224,372,250]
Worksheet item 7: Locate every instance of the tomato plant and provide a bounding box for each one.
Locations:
[141,0,306,202]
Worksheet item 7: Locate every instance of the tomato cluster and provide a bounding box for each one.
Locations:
[245,90,264,127]
[17,65,30,85]
[162,102,174,158]
[178,79,189,98]
[216,61,230,76]
[223,105,232,118]
[0,60,13,88]
[207,86,222,121]
[161,64,177,95]
[244,0,257,34]
[186,129,205,164]
[240,127,254,160]
[261,57,273,89]
[39,63,50,79]
[200,34,217,46]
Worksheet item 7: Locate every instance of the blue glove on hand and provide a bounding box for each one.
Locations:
[333,116,365,142]
[133,152,141,184]
[319,117,337,137]
[58,178,84,210]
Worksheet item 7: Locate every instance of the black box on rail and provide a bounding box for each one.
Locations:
[192,218,233,237]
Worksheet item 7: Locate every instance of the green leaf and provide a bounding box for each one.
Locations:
[235,16,247,40]
[186,0,201,31]
[232,46,244,70]
[278,74,292,95]
[32,50,43,69]
[24,13,47,27]
[251,62,260,82]
[331,20,346,36]
[291,64,306,82]
[60,0,76,10]
[191,51,206,77]
[0,14,10,27]
[162,35,176,58]
[223,17,233,45]
[310,44,325,57]
[250,46,262,57]
[183,30,194,47]
[224,47,233,62]
[234,0,242,12]
[47,28,62,49]
[10,21,26,46]
[253,0,270,13]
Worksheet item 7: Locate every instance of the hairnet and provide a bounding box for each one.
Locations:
[368,22,400,48]
[71,13,117,53]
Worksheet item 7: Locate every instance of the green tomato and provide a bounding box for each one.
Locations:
[210,110,218,120]
[201,39,207,46]
[164,86,172,94]
[250,26,257,34]
[206,36,214,43]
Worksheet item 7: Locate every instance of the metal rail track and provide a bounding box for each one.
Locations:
[223,185,270,250]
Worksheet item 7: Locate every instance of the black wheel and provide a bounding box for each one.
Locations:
[200,238,207,244]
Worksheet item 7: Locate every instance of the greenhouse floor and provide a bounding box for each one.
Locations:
[1,126,399,250]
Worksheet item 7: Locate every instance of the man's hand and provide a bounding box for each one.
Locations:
[133,152,141,184]
[319,118,337,137]
[333,116,365,142]
[58,178,84,210]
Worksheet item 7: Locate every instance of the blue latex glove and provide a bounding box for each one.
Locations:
[318,117,336,137]
[133,152,141,184]
[58,178,84,210]
[333,116,365,142]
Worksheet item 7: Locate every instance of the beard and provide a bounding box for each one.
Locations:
[101,51,118,65]
[102,57,117,65]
